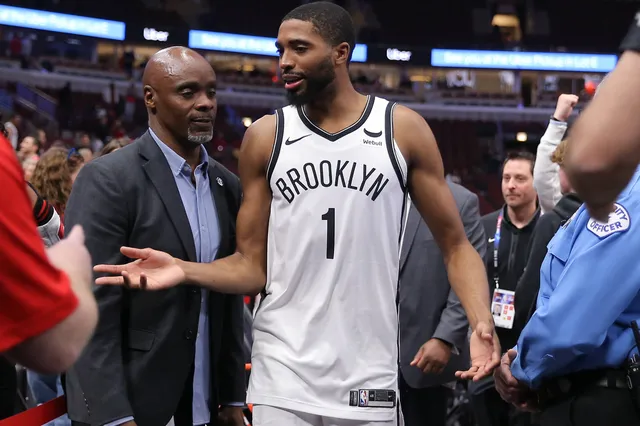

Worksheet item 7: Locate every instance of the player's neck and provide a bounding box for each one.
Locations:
[150,123,202,170]
[304,83,364,123]
[506,203,537,228]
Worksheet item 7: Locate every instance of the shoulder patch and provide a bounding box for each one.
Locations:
[586,203,631,238]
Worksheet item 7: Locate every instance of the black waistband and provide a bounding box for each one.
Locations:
[537,369,628,407]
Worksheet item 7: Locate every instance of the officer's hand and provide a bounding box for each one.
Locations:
[494,349,532,405]
[410,338,452,374]
[554,94,579,122]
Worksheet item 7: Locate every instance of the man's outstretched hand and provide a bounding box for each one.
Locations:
[455,321,501,381]
[94,247,186,290]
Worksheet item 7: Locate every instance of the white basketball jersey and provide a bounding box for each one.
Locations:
[247,96,408,421]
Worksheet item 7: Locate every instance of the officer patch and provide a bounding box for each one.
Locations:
[586,203,630,238]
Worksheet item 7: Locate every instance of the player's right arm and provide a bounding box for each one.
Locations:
[94,115,276,295]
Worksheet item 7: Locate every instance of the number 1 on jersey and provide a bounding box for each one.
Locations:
[321,208,335,259]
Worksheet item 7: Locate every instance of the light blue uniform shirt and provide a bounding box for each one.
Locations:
[512,167,640,390]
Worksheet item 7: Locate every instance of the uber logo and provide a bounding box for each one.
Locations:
[143,27,169,42]
[386,48,412,62]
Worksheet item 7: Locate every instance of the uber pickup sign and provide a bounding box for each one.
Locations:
[587,203,630,238]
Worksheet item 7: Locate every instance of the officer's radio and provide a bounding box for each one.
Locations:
[625,321,640,412]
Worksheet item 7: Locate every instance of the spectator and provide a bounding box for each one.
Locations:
[4,113,21,150]
[0,133,98,374]
[30,147,85,220]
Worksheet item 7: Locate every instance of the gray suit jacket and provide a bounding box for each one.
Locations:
[398,182,487,389]
[63,132,246,426]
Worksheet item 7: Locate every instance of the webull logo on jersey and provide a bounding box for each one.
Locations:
[363,139,383,146]
[275,160,390,203]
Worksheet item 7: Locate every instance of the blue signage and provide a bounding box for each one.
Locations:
[189,30,368,63]
[431,49,618,73]
[0,5,125,40]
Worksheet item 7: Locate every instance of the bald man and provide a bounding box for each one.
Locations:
[63,47,246,426]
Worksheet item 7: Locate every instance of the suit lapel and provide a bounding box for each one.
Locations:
[207,162,233,259]
[139,132,197,262]
[400,204,421,271]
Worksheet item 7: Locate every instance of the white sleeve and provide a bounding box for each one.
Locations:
[534,120,567,214]
[37,208,62,248]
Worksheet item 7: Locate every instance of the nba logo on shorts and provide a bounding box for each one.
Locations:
[359,390,368,406]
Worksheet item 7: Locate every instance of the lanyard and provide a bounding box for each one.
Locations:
[493,211,503,289]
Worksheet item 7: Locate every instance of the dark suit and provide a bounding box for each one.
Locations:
[64,132,246,426]
[398,183,486,426]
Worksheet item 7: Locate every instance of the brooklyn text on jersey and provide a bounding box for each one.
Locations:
[274,160,390,204]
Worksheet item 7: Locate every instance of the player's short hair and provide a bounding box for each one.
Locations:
[503,151,536,175]
[551,139,569,166]
[282,1,356,63]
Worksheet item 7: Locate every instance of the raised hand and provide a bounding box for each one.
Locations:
[94,247,186,290]
[455,321,501,381]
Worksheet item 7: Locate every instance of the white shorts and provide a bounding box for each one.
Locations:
[252,405,404,426]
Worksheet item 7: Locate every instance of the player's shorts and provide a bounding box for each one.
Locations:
[252,405,405,426]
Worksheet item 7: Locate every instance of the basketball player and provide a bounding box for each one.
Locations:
[95,3,500,425]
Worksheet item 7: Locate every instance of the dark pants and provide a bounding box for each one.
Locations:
[399,372,450,426]
[540,386,639,426]
[0,357,16,419]
[471,386,537,426]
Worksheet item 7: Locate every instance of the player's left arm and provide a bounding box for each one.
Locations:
[394,105,493,331]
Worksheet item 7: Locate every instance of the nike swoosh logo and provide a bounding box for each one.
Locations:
[488,238,495,243]
[285,134,311,145]
[363,129,382,138]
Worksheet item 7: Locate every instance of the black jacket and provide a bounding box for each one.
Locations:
[513,193,583,335]
[64,132,246,426]
[482,206,540,350]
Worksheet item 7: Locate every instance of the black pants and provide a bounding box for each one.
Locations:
[540,386,639,426]
[0,357,16,419]
[399,372,450,426]
[471,386,537,426]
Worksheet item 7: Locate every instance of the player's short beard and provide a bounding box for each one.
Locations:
[187,128,213,144]
[286,56,336,106]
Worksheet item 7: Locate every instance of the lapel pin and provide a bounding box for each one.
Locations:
[216,177,224,187]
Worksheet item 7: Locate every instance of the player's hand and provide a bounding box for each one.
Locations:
[94,247,185,290]
[410,338,452,374]
[218,406,245,426]
[553,94,579,122]
[456,321,501,381]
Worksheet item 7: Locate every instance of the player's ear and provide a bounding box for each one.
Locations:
[334,42,350,66]
[144,85,156,111]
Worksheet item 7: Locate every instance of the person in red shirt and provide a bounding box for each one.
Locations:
[0,134,98,374]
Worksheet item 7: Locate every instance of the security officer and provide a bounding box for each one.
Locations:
[494,166,640,425]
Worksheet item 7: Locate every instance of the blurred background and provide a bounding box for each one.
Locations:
[0,0,632,214]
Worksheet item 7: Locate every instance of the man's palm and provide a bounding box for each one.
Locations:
[456,322,501,381]
[94,247,185,289]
